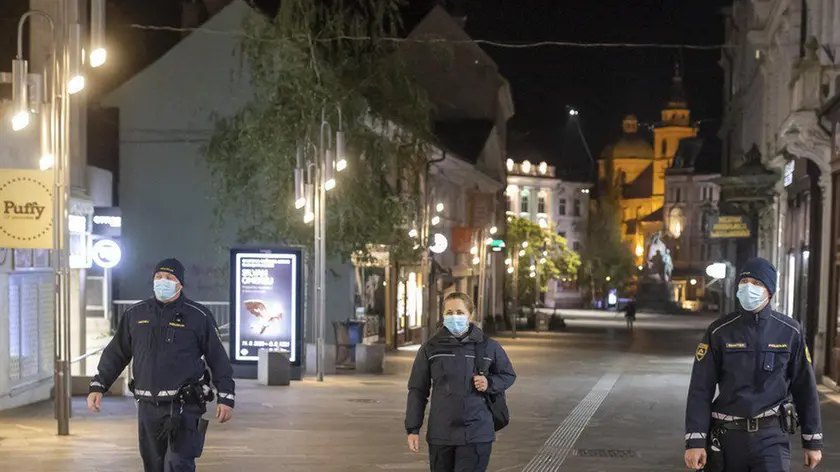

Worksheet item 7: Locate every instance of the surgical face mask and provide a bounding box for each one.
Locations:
[737,283,768,312]
[443,315,469,335]
[153,278,180,301]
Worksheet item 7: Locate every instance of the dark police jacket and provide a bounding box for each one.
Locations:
[89,295,236,408]
[405,325,516,446]
[685,305,822,450]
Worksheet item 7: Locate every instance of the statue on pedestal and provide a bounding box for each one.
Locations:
[635,231,683,313]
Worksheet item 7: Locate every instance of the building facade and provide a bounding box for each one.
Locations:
[504,159,591,307]
[721,0,840,381]
[663,137,722,311]
[598,69,699,266]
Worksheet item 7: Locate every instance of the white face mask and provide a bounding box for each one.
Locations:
[737,283,768,312]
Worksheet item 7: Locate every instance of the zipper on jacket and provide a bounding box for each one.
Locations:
[151,305,160,405]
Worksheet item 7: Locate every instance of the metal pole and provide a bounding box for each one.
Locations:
[313,162,322,382]
[316,108,329,382]
[59,0,73,433]
[512,251,518,338]
[420,183,432,344]
[476,229,487,326]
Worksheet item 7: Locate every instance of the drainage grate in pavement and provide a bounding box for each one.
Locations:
[573,449,637,459]
[346,398,380,403]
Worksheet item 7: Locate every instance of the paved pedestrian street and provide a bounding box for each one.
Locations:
[2,311,840,471]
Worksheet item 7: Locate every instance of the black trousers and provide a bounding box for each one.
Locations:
[719,424,790,472]
[138,401,206,472]
[428,443,492,472]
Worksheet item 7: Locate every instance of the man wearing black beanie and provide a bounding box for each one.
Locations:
[684,257,823,471]
[87,257,236,472]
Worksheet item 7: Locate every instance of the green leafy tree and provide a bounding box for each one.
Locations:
[204,0,433,262]
[579,190,636,303]
[504,216,581,306]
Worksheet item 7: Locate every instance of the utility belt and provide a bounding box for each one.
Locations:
[701,404,798,472]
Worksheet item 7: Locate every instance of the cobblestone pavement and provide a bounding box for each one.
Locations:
[2,311,839,471]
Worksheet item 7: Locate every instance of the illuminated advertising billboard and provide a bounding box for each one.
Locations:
[229,247,303,365]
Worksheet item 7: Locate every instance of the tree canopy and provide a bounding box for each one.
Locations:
[578,190,636,302]
[504,216,581,305]
[204,0,433,262]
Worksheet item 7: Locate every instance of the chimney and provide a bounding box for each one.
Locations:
[203,0,234,16]
[181,0,208,36]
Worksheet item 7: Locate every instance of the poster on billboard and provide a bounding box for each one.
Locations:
[229,247,303,366]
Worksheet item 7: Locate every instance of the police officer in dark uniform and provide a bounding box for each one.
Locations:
[684,257,823,471]
[87,258,236,472]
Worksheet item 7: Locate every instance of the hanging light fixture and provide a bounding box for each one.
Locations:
[303,184,314,223]
[324,146,336,191]
[11,58,29,131]
[89,0,107,67]
[39,102,53,170]
[67,24,85,94]
[335,109,346,171]
[294,146,306,209]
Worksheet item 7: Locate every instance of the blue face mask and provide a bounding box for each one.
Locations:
[443,315,469,335]
[737,283,767,312]
[153,279,180,301]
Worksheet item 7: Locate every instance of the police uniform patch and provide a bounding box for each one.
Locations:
[726,342,746,349]
[806,345,812,363]
[696,343,709,361]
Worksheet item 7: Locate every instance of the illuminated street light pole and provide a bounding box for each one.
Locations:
[10,0,107,436]
[295,107,345,382]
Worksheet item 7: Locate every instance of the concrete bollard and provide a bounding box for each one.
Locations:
[258,349,291,386]
[355,344,385,374]
[305,343,337,376]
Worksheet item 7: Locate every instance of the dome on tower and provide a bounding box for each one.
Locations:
[601,115,654,159]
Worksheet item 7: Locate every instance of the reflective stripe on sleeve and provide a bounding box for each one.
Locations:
[685,433,707,440]
[802,433,823,441]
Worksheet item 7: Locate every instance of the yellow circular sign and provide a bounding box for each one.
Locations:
[0,173,53,247]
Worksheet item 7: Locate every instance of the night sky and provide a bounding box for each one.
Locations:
[1,0,732,181]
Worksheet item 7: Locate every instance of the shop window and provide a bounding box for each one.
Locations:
[8,273,53,385]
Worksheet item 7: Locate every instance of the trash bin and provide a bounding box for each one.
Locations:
[535,312,550,332]
[332,319,367,369]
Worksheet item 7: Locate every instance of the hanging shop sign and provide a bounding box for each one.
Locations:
[0,170,53,249]
[709,215,751,239]
[92,238,121,269]
[229,247,303,366]
[92,207,121,237]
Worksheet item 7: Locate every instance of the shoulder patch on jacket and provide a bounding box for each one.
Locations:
[696,343,709,361]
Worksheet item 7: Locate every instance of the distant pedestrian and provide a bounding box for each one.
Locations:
[405,291,516,472]
[88,258,236,472]
[623,300,636,332]
[684,257,822,471]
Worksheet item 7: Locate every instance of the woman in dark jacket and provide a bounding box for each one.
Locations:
[404,291,517,472]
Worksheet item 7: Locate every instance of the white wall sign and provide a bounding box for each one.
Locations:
[429,233,448,254]
[706,262,727,280]
[92,239,121,269]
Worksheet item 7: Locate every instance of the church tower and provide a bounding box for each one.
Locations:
[652,62,697,196]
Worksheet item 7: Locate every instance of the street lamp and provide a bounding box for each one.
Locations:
[8,1,108,436]
[294,106,345,382]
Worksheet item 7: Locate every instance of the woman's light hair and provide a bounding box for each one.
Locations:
[443,291,475,315]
